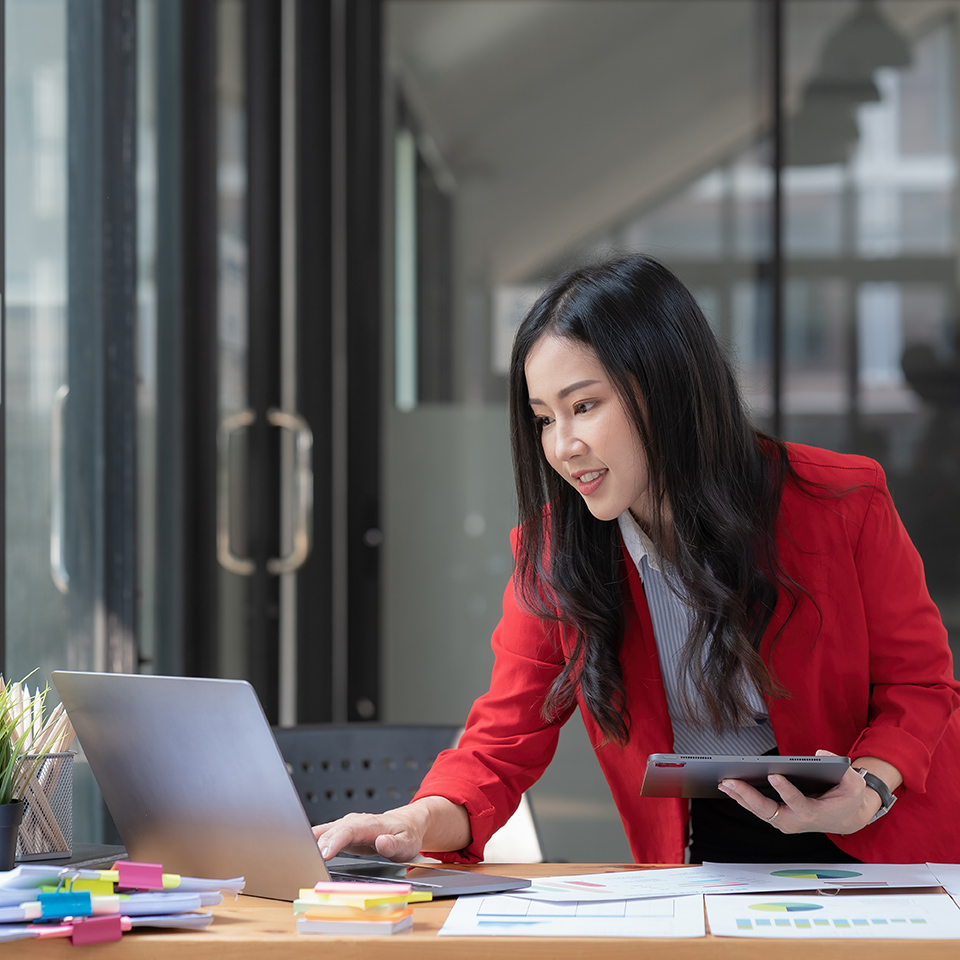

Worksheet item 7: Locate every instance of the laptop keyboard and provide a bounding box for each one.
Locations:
[328,872,397,883]
[328,870,443,889]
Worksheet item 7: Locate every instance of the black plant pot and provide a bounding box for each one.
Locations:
[0,799,24,870]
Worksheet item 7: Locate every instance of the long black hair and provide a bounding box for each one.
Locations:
[508,254,792,745]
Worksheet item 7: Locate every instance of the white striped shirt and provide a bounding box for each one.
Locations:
[617,512,777,756]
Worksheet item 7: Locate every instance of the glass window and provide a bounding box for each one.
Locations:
[783,2,960,658]
[383,0,770,865]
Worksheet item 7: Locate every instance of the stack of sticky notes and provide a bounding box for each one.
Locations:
[293,881,431,935]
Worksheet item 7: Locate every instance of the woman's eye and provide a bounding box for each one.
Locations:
[573,401,594,415]
[535,415,554,429]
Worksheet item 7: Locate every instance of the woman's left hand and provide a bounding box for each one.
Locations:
[717,749,897,835]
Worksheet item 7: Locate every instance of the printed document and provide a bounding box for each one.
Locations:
[439,892,705,938]
[705,893,960,939]
[511,862,941,902]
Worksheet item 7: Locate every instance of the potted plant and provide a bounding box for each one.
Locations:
[0,673,70,870]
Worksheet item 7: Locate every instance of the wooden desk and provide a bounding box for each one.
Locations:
[3,863,958,958]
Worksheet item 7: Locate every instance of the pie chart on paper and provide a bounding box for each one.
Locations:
[749,902,824,913]
[769,869,862,880]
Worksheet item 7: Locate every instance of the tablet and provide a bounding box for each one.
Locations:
[639,753,851,798]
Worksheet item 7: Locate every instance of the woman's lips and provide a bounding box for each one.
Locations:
[574,468,607,496]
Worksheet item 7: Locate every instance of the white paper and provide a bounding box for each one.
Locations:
[439,893,705,938]
[508,865,785,902]
[705,893,960,939]
[511,863,942,904]
[0,889,37,907]
[0,865,244,896]
[0,865,65,889]
[0,924,37,943]
[703,862,942,891]
[110,892,204,916]
[163,875,245,896]
[129,912,215,930]
[927,863,960,904]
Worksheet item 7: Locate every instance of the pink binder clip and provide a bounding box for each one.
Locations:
[70,914,130,945]
[32,915,131,944]
[114,861,165,890]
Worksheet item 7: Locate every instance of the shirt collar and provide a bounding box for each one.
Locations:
[617,510,664,576]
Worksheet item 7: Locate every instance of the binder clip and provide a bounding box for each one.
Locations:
[38,890,92,920]
[114,861,165,890]
[33,915,131,944]
[58,867,113,897]
[70,914,128,945]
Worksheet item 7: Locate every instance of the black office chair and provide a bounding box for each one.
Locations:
[272,723,461,825]
[272,722,544,862]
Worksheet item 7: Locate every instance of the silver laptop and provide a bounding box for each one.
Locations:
[52,671,531,901]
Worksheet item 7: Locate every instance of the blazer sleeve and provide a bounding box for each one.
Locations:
[412,553,573,863]
[847,472,960,792]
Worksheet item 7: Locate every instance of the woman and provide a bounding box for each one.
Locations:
[316,254,960,864]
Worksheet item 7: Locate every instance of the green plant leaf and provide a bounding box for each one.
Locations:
[0,671,57,806]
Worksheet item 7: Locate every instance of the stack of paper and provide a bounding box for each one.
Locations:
[0,860,244,945]
[294,881,431,935]
[438,863,960,940]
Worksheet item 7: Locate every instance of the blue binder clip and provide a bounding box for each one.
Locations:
[38,891,93,920]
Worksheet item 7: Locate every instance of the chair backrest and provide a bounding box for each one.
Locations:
[272,723,460,826]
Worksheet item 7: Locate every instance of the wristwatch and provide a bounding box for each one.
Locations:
[854,767,897,823]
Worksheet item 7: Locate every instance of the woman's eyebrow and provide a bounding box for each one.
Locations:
[528,379,601,406]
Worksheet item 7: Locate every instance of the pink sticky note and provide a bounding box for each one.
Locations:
[313,881,413,896]
[33,924,73,940]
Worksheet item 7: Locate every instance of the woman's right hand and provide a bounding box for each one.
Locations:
[312,808,425,862]
[312,796,471,863]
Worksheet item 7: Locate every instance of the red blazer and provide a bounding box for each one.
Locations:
[415,443,960,863]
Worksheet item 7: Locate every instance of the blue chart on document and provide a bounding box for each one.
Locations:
[477,896,677,924]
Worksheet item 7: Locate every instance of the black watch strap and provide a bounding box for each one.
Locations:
[854,767,897,823]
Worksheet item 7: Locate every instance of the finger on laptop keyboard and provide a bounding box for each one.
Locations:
[312,810,423,863]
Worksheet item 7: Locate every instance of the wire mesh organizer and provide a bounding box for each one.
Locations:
[15,751,75,861]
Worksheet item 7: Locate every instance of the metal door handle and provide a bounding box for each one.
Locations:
[267,408,314,574]
[216,408,314,575]
[50,384,70,593]
[217,409,256,575]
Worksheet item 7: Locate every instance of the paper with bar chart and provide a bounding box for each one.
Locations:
[705,894,960,939]
[439,893,705,938]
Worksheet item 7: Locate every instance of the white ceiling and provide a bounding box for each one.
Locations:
[387,0,953,283]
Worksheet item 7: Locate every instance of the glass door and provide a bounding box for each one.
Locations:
[4,0,342,779]
[5,0,140,841]
[5,0,140,686]
[5,0,76,685]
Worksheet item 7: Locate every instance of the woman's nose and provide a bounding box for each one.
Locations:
[553,422,583,461]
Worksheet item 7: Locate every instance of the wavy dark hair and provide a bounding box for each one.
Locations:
[508,253,794,745]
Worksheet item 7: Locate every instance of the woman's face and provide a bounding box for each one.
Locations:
[525,333,654,526]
